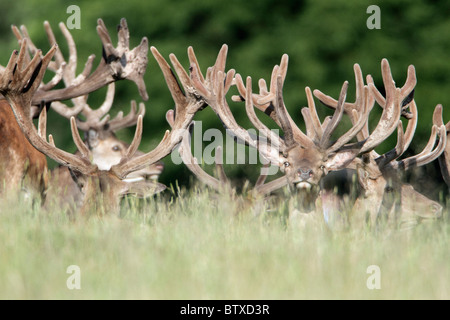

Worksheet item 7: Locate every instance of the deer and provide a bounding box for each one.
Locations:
[187,52,445,228]
[313,59,446,229]
[0,19,149,201]
[0,38,231,215]
[47,94,165,211]
[170,51,372,225]
[18,22,165,209]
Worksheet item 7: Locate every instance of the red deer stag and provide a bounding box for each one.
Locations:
[0,19,149,200]
[314,59,446,228]
[27,26,164,208]
[48,91,165,210]
[180,52,371,225]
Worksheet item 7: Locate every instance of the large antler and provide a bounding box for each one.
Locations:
[313,59,446,226]
[110,45,229,179]
[11,18,149,106]
[232,56,369,170]
[314,59,446,172]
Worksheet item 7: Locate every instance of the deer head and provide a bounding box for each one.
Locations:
[225,55,370,211]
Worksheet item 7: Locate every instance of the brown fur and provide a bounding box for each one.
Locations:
[0,100,47,198]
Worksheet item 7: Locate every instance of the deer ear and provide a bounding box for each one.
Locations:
[325,150,358,171]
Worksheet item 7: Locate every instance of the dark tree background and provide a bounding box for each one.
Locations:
[1,0,449,195]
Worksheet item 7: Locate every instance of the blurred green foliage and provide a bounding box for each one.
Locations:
[1,0,449,190]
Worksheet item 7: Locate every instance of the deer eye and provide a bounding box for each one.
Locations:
[284,161,290,168]
[320,165,325,171]
[112,145,121,152]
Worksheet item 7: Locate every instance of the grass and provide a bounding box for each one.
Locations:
[0,186,449,300]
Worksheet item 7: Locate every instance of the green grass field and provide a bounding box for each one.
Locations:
[0,186,448,300]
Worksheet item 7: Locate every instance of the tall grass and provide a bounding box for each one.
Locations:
[0,186,448,300]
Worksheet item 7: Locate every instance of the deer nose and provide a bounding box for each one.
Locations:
[298,168,312,180]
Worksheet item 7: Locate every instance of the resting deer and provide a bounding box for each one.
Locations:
[0,39,229,215]
[0,19,149,201]
[47,94,165,211]
[314,59,446,228]
[27,26,165,209]
[171,52,371,225]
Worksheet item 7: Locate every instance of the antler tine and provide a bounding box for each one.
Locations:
[391,124,446,171]
[50,100,86,119]
[42,21,65,70]
[375,121,405,168]
[117,18,130,52]
[319,81,348,149]
[399,99,418,154]
[33,21,79,85]
[255,54,289,107]
[301,107,319,143]
[152,47,190,113]
[433,103,444,127]
[274,74,297,151]
[187,46,205,85]
[37,104,47,139]
[122,115,143,160]
[400,65,417,107]
[70,117,91,159]
[358,59,404,154]
[11,25,34,65]
[304,86,323,139]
